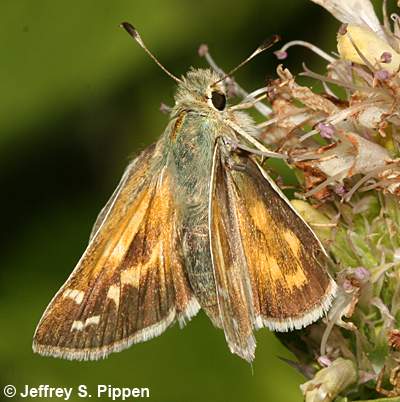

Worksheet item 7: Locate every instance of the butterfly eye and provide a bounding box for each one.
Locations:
[211,91,226,111]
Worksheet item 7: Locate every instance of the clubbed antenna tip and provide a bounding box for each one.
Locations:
[212,34,281,86]
[259,34,281,53]
[120,22,137,38]
[120,21,182,83]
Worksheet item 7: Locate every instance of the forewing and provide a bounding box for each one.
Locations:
[33,144,199,360]
[228,152,336,332]
[209,143,256,362]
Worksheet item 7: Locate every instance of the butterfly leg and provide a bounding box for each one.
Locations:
[223,137,287,160]
[217,137,247,171]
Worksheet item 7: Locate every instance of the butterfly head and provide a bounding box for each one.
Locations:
[174,68,228,115]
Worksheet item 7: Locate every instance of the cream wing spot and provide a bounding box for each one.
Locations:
[121,266,142,288]
[71,320,84,331]
[71,316,101,332]
[85,315,101,326]
[107,285,121,306]
[63,289,85,304]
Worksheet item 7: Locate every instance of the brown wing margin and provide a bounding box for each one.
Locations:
[33,144,200,360]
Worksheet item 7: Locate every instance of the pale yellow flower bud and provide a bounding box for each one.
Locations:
[337,24,400,73]
[300,358,357,402]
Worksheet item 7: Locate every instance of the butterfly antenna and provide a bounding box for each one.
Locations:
[120,22,182,84]
[212,34,281,86]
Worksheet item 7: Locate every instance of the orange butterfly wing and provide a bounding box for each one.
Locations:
[33,144,199,360]
[210,140,336,361]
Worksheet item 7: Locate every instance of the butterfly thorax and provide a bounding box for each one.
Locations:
[168,68,234,216]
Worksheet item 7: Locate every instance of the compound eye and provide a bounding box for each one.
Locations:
[211,91,226,111]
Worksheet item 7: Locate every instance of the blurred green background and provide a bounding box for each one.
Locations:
[0,1,338,401]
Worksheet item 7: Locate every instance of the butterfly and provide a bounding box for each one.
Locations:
[33,23,336,362]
